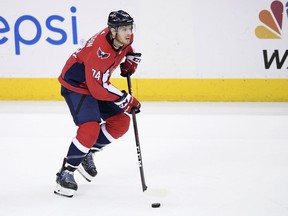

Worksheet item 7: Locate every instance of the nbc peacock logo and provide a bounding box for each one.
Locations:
[255,0,287,39]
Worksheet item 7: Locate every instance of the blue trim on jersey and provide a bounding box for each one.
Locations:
[63,62,86,89]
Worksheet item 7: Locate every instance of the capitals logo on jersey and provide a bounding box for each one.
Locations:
[97,48,110,59]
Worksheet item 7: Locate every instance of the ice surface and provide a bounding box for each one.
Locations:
[1,101,288,216]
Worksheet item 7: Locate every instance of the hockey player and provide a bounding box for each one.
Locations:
[54,10,142,197]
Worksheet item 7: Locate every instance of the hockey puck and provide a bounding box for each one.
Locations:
[151,203,161,208]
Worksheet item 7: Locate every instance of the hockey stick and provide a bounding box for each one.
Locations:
[127,73,148,192]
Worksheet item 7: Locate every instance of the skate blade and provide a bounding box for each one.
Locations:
[77,165,93,182]
[54,184,76,198]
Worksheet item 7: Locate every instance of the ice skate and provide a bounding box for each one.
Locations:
[54,166,78,198]
[77,151,97,182]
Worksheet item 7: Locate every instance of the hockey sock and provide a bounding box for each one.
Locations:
[104,113,130,139]
[66,138,90,167]
[96,124,114,144]
[92,113,130,150]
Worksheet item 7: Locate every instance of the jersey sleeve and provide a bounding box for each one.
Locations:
[85,58,123,101]
[84,54,123,101]
[125,46,134,55]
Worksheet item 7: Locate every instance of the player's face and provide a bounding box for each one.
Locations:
[115,25,133,45]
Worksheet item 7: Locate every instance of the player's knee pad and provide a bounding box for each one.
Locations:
[105,113,130,139]
[76,121,100,148]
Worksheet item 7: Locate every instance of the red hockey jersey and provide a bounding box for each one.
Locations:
[58,27,134,101]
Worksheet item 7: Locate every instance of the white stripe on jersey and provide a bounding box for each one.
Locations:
[102,70,123,97]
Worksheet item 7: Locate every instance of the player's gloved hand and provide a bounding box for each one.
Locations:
[114,91,141,114]
[120,53,142,77]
